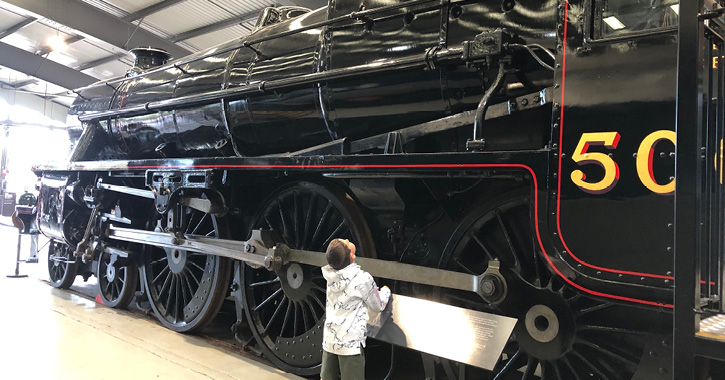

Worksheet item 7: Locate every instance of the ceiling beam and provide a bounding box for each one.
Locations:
[75,53,128,71]
[172,10,261,43]
[0,17,36,40]
[36,34,85,56]
[0,0,191,59]
[0,41,97,90]
[10,79,38,88]
[123,0,188,22]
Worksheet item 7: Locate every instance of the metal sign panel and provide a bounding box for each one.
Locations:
[367,294,517,370]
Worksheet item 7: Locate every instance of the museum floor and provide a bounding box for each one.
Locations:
[0,221,301,380]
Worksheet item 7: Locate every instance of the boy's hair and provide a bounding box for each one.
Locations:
[326,239,352,270]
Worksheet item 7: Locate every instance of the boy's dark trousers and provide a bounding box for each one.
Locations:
[320,348,365,380]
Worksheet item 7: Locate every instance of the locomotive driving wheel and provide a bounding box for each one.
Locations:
[96,247,138,308]
[240,181,375,376]
[140,207,232,333]
[47,240,78,289]
[440,190,671,380]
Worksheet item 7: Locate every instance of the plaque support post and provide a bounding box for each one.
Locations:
[7,231,27,278]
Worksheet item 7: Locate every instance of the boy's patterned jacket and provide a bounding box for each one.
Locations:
[322,263,391,355]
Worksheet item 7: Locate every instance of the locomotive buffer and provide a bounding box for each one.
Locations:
[106,225,517,370]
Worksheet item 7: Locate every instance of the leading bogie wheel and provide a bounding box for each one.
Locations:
[140,207,232,333]
[240,181,375,376]
[47,240,79,289]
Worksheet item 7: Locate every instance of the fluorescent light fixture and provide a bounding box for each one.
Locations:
[603,16,626,30]
[670,4,679,15]
[47,35,67,52]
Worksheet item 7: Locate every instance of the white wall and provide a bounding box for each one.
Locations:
[0,87,71,124]
[0,88,73,197]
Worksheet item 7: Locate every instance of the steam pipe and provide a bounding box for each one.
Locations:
[469,62,507,150]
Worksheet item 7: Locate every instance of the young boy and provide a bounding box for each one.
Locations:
[321,238,390,380]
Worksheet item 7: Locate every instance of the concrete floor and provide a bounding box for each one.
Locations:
[0,219,302,380]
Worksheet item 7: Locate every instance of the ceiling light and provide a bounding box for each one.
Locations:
[670,4,679,15]
[603,16,626,30]
[47,36,67,52]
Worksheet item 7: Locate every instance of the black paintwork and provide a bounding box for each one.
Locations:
[42,0,685,311]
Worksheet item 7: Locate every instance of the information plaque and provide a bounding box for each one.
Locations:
[367,294,517,370]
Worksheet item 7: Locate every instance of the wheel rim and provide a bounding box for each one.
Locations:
[440,191,671,380]
[141,208,231,332]
[97,248,138,308]
[47,241,77,289]
[241,182,374,375]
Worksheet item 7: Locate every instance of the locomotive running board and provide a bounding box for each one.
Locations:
[106,225,488,298]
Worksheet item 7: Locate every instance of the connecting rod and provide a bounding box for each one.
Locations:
[106,225,492,299]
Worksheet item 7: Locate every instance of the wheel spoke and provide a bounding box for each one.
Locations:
[281,301,293,336]
[190,213,208,236]
[453,257,477,275]
[304,298,321,320]
[152,265,170,284]
[572,351,611,380]
[577,324,647,335]
[321,221,347,250]
[575,302,614,317]
[250,277,281,288]
[494,210,520,266]
[310,283,326,293]
[184,268,201,289]
[150,257,168,266]
[310,202,333,249]
[300,299,312,330]
[254,287,283,312]
[310,291,326,310]
[182,270,197,296]
[521,356,538,380]
[263,297,289,334]
[468,231,495,261]
[158,271,173,299]
[165,275,177,314]
[278,203,290,243]
[188,260,205,273]
[293,191,300,248]
[562,356,582,380]
[180,274,190,309]
[302,193,317,249]
[494,349,527,380]
[576,339,639,367]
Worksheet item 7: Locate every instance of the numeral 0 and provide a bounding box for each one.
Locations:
[570,130,675,195]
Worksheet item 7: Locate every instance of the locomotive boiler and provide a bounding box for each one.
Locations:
[32,0,707,378]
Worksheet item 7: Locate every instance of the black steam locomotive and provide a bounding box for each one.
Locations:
[32,0,703,378]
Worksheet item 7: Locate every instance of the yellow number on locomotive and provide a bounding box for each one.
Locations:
[570,132,621,194]
[636,130,676,195]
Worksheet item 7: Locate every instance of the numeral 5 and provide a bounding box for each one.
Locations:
[570,132,621,194]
